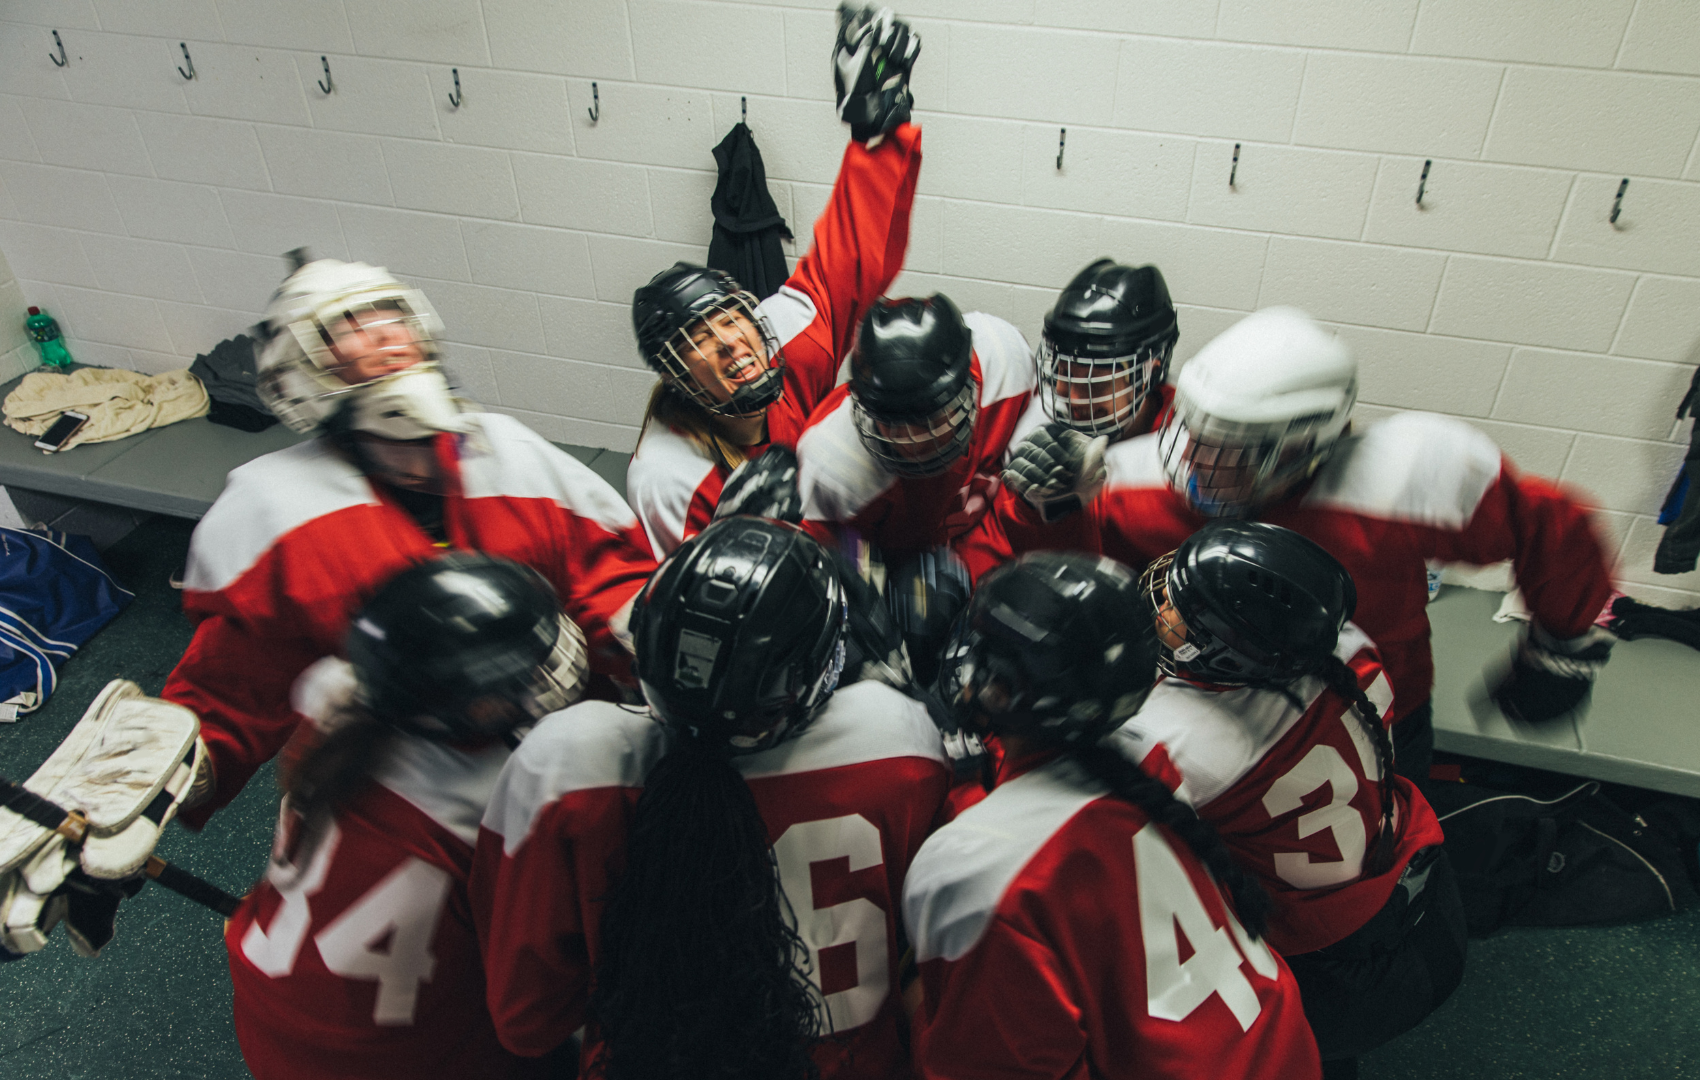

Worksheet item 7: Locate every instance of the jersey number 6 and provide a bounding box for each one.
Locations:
[772,814,890,1033]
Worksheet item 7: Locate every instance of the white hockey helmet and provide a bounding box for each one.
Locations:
[1158,307,1356,517]
[256,257,468,439]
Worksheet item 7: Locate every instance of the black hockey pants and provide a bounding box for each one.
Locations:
[1285,845,1468,1062]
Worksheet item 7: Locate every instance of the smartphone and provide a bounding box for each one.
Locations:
[35,410,90,453]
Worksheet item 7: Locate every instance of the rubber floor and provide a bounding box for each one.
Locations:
[1,515,1698,1078]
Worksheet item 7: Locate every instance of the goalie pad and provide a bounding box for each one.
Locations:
[0,680,201,880]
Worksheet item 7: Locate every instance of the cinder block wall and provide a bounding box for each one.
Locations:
[0,1,1696,604]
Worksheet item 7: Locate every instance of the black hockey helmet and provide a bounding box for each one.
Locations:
[631,263,783,418]
[1038,259,1178,439]
[346,553,589,741]
[942,551,1161,745]
[1144,520,1357,685]
[848,294,977,477]
[632,516,848,753]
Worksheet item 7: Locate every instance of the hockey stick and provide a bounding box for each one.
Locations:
[0,775,241,918]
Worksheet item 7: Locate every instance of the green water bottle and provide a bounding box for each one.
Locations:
[25,306,73,369]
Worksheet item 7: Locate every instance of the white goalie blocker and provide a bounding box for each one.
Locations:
[0,681,204,955]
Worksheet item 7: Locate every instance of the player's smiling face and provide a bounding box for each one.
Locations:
[326,307,427,385]
[678,308,772,405]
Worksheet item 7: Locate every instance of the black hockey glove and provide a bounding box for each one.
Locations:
[833,5,920,143]
[1002,422,1109,523]
[713,445,803,524]
[1490,625,1614,725]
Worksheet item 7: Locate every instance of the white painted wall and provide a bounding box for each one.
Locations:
[0,1,1696,604]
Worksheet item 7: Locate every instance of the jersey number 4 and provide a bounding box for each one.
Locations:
[240,822,452,1026]
[772,814,890,1033]
[1136,824,1279,1033]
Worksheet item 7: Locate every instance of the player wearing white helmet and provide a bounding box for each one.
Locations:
[163,255,656,829]
[983,306,1615,782]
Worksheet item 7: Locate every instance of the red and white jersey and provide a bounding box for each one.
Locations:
[957,384,1175,580]
[627,123,924,556]
[797,312,1036,553]
[1112,625,1446,956]
[976,411,1613,721]
[227,724,545,1080]
[165,411,657,824]
[471,681,951,1078]
[903,750,1321,1080]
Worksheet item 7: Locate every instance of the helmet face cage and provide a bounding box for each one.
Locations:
[1037,337,1171,438]
[654,292,784,419]
[1141,552,1218,679]
[1157,390,1342,518]
[853,380,977,478]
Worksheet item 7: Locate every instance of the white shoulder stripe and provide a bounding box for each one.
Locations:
[799,396,895,523]
[1103,432,1167,491]
[758,285,819,349]
[738,682,947,780]
[458,413,640,534]
[963,312,1036,409]
[185,438,376,593]
[628,421,718,556]
[483,701,664,855]
[1303,412,1502,529]
[904,756,1102,963]
[376,738,513,847]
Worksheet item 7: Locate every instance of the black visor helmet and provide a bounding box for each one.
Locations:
[632,517,848,753]
[346,553,588,742]
[848,294,977,478]
[941,552,1161,746]
[632,263,784,418]
[1039,259,1178,440]
[1143,521,1357,685]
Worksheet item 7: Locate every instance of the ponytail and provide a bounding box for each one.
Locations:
[592,736,821,1080]
[1320,656,1398,878]
[1071,743,1273,940]
[644,382,749,473]
[275,704,395,883]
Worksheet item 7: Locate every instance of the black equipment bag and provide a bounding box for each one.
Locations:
[1427,776,1698,937]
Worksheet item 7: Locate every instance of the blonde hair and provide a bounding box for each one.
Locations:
[643,381,748,472]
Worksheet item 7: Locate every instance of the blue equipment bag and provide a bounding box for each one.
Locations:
[0,526,134,720]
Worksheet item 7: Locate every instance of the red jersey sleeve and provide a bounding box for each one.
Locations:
[781,123,922,399]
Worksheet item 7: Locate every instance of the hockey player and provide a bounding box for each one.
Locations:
[958,258,1179,575]
[797,293,1034,555]
[905,552,1321,1080]
[227,553,589,1080]
[164,257,657,826]
[472,517,951,1078]
[625,4,923,556]
[990,306,1616,781]
[1133,522,1465,1075]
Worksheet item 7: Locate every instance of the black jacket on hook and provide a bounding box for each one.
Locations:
[707,122,792,301]
[1654,364,1700,575]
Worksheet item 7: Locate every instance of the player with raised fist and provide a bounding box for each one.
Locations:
[227,554,588,1080]
[1131,522,1465,1076]
[472,517,951,1079]
[625,4,923,557]
[906,551,1321,1080]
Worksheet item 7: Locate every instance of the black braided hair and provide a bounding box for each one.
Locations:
[591,735,822,1080]
[1071,743,1273,940]
[1319,656,1397,877]
[275,704,394,886]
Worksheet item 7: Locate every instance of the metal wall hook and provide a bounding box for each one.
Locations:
[177,42,196,80]
[1229,143,1240,188]
[49,30,67,67]
[1056,128,1066,170]
[317,55,333,95]
[448,68,461,108]
[1416,159,1431,206]
[1610,177,1629,226]
[587,82,600,123]
[741,96,747,125]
